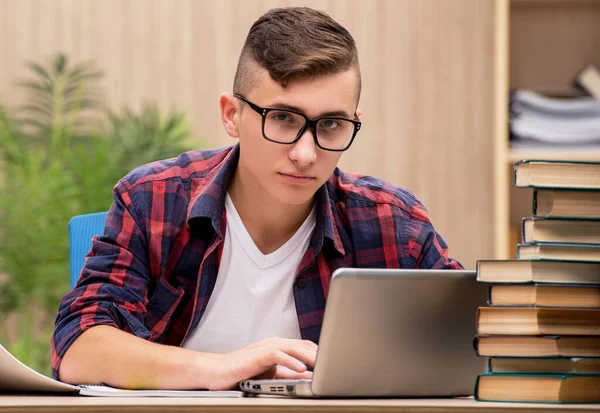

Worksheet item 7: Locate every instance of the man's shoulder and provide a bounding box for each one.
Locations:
[328,168,425,219]
[116,146,233,193]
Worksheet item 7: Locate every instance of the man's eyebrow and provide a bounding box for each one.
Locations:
[269,102,352,118]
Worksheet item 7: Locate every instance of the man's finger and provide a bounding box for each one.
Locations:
[275,366,313,380]
[281,345,317,367]
[303,340,318,351]
[270,350,308,373]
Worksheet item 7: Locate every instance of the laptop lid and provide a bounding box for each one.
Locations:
[309,268,488,397]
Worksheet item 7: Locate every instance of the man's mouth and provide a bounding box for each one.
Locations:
[279,172,316,183]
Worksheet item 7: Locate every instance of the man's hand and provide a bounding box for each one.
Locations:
[208,337,318,390]
[59,327,316,391]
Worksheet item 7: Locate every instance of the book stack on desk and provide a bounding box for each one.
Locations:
[473,160,600,404]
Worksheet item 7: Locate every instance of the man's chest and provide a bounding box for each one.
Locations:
[144,228,354,346]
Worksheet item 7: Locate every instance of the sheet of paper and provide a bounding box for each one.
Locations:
[78,385,244,398]
[0,344,243,397]
[0,344,76,393]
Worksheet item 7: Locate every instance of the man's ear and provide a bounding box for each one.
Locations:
[219,93,241,138]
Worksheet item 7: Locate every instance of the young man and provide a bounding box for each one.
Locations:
[52,7,462,391]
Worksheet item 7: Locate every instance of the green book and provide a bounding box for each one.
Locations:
[517,242,600,262]
[476,307,600,336]
[488,358,600,375]
[474,335,600,358]
[514,159,600,190]
[533,188,600,219]
[522,217,600,244]
[477,259,600,284]
[488,283,600,308]
[474,373,600,403]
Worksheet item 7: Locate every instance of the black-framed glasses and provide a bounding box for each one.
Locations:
[234,94,361,152]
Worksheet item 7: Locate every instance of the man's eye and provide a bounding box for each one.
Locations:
[321,119,340,129]
[271,112,292,122]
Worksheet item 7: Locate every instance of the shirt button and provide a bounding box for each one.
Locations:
[296,279,307,289]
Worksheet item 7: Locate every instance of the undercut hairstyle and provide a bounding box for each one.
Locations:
[233,7,361,99]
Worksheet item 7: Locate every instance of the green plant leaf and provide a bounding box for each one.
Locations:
[16,54,105,146]
[0,53,198,377]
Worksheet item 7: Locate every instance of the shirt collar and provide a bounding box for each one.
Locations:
[314,179,346,256]
[186,145,239,237]
[186,144,345,255]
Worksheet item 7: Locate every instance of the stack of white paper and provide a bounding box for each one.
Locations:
[510,90,600,145]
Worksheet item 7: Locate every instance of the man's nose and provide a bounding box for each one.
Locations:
[289,127,318,166]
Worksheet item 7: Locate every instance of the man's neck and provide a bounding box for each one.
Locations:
[227,170,315,255]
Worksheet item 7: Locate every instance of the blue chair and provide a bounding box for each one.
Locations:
[68,211,108,288]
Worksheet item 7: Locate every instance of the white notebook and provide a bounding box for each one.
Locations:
[0,344,243,398]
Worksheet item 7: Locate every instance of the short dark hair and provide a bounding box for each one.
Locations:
[233,7,361,98]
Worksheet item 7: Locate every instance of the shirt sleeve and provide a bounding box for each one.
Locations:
[51,181,153,380]
[406,198,464,270]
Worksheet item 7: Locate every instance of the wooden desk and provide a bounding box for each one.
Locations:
[1,395,600,413]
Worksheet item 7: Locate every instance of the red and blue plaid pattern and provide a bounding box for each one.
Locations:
[51,144,462,379]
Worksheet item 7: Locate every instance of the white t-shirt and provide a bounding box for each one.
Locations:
[182,193,316,353]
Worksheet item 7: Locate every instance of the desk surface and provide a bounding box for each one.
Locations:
[1,395,600,413]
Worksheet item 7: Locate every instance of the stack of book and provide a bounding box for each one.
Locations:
[473,159,600,404]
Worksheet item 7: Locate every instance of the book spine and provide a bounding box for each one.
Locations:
[532,189,538,216]
[475,260,484,282]
[513,161,525,188]
[521,217,528,244]
[487,285,493,306]
[472,336,481,356]
[473,374,482,401]
[516,244,523,259]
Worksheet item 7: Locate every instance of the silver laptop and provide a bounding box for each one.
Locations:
[239,268,488,398]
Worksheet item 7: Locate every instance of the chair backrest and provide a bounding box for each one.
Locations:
[68,211,108,288]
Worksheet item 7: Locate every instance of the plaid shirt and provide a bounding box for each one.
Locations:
[51,144,463,379]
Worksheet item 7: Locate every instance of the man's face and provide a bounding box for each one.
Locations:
[230,68,360,208]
